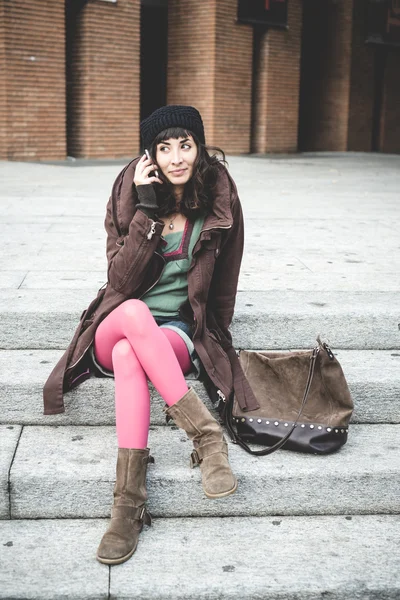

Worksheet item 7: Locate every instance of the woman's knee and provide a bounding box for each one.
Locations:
[112,339,141,377]
[118,300,155,338]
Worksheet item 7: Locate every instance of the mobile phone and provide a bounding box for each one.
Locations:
[144,149,159,179]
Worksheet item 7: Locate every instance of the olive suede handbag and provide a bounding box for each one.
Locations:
[222,338,354,456]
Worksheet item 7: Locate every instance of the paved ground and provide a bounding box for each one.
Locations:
[0,152,399,599]
[1,152,399,296]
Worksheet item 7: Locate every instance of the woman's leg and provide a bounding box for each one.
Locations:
[95,302,193,565]
[111,339,150,449]
[110,330,191,449]
[160,327,192,375]
[93,300,192,448]
[94,300,190,404]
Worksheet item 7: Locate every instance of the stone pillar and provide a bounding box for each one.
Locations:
[252,0,303,153]
[214,0,253,153]
[0,1,7,160]
[347,0,375,152]
[1,0,66,161]
[380,49,400,154]
[168,0,253,154]
[298,0,353,152]
[67,0,140,159]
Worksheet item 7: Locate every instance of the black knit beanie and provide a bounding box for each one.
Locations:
[140,105,205,150]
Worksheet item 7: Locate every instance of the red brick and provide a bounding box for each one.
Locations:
[1,0,399,160]
[381,50,400,153]
[168,0,253,154]
[1,0,66,161]
[67,0,140,159]
[298,0,354,152]
[347,0,375,151]
[253,0,303,153]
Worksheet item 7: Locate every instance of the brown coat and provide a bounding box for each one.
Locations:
[43,158,259,415]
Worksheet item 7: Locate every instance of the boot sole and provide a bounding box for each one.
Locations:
[96,543,137,565]
[204,478,238,499]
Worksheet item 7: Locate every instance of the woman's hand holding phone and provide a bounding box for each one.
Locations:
[134,152,162,186]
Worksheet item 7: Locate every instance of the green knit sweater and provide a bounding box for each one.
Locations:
[141,215,205,318]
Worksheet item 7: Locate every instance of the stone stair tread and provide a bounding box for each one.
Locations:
[1,349,399,425]
[4,269,400,292]
[8,424,400,519]
[0,425,22,519]
[1,289,399,349]
[2,288,398,313]
[0,515,399,600]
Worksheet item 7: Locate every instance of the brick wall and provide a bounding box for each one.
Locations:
[67,0,140,159]
[298,0,354,152]
[347,0,375,151]
[1,0,66,161]
[167,0,216,145]
[380,49,400,153]
[168,0,253,154]
[251,28,268,154]
[252,0,303,153]
[0,1,7,160]
[214,0,253,153]
[2,0,398,162]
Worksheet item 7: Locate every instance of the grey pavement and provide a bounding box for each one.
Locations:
[1,153,400,293]
[1,288,400,349]
[1,152,400,599]
[0,426,21,519]
[1,516,399,600]
[8,424,400,519]
[1,350,400,425]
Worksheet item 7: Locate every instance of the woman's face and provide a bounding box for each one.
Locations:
[155,135,198,187]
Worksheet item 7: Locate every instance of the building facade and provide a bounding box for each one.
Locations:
[0,0,399,161]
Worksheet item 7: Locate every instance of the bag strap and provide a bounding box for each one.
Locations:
[223,346,320,456]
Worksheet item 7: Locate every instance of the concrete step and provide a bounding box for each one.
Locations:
[1,515,399,599]
[1,289,399,349]
[0,425,21,519]
[7,424,399,520]
[4,268,400,293]
[1,349,399,426]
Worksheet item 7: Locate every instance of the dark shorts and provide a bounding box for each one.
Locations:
[154,316,201,379]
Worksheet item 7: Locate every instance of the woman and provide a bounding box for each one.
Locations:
[43,105,258,565]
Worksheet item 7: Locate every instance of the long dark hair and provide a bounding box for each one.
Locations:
[149,127,227,219]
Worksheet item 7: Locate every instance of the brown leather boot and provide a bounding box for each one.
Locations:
[96,447,152,565]
[164,387,237,499]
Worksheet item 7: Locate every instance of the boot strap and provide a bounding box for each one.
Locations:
[190,440,228,468]
[111,505,152,526]
[164,403,174,425]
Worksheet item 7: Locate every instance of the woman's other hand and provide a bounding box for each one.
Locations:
[134,154,163,186]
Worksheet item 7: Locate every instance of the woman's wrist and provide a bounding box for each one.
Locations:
[136,184,159,218]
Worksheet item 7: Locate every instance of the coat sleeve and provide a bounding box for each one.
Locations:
[105,169,164,297]
[208,192,244,343]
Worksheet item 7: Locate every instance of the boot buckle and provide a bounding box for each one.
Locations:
[190,449,201,469]
[140,506,152,527]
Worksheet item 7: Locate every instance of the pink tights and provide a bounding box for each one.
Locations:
[93,300,191,449]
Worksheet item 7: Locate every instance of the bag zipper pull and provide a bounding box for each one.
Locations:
[323,343,335,360]
[312,346,320,359]
[147,221,156,240]
[217,389,226,403]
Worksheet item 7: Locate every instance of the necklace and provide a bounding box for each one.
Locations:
[168,213,178,230]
